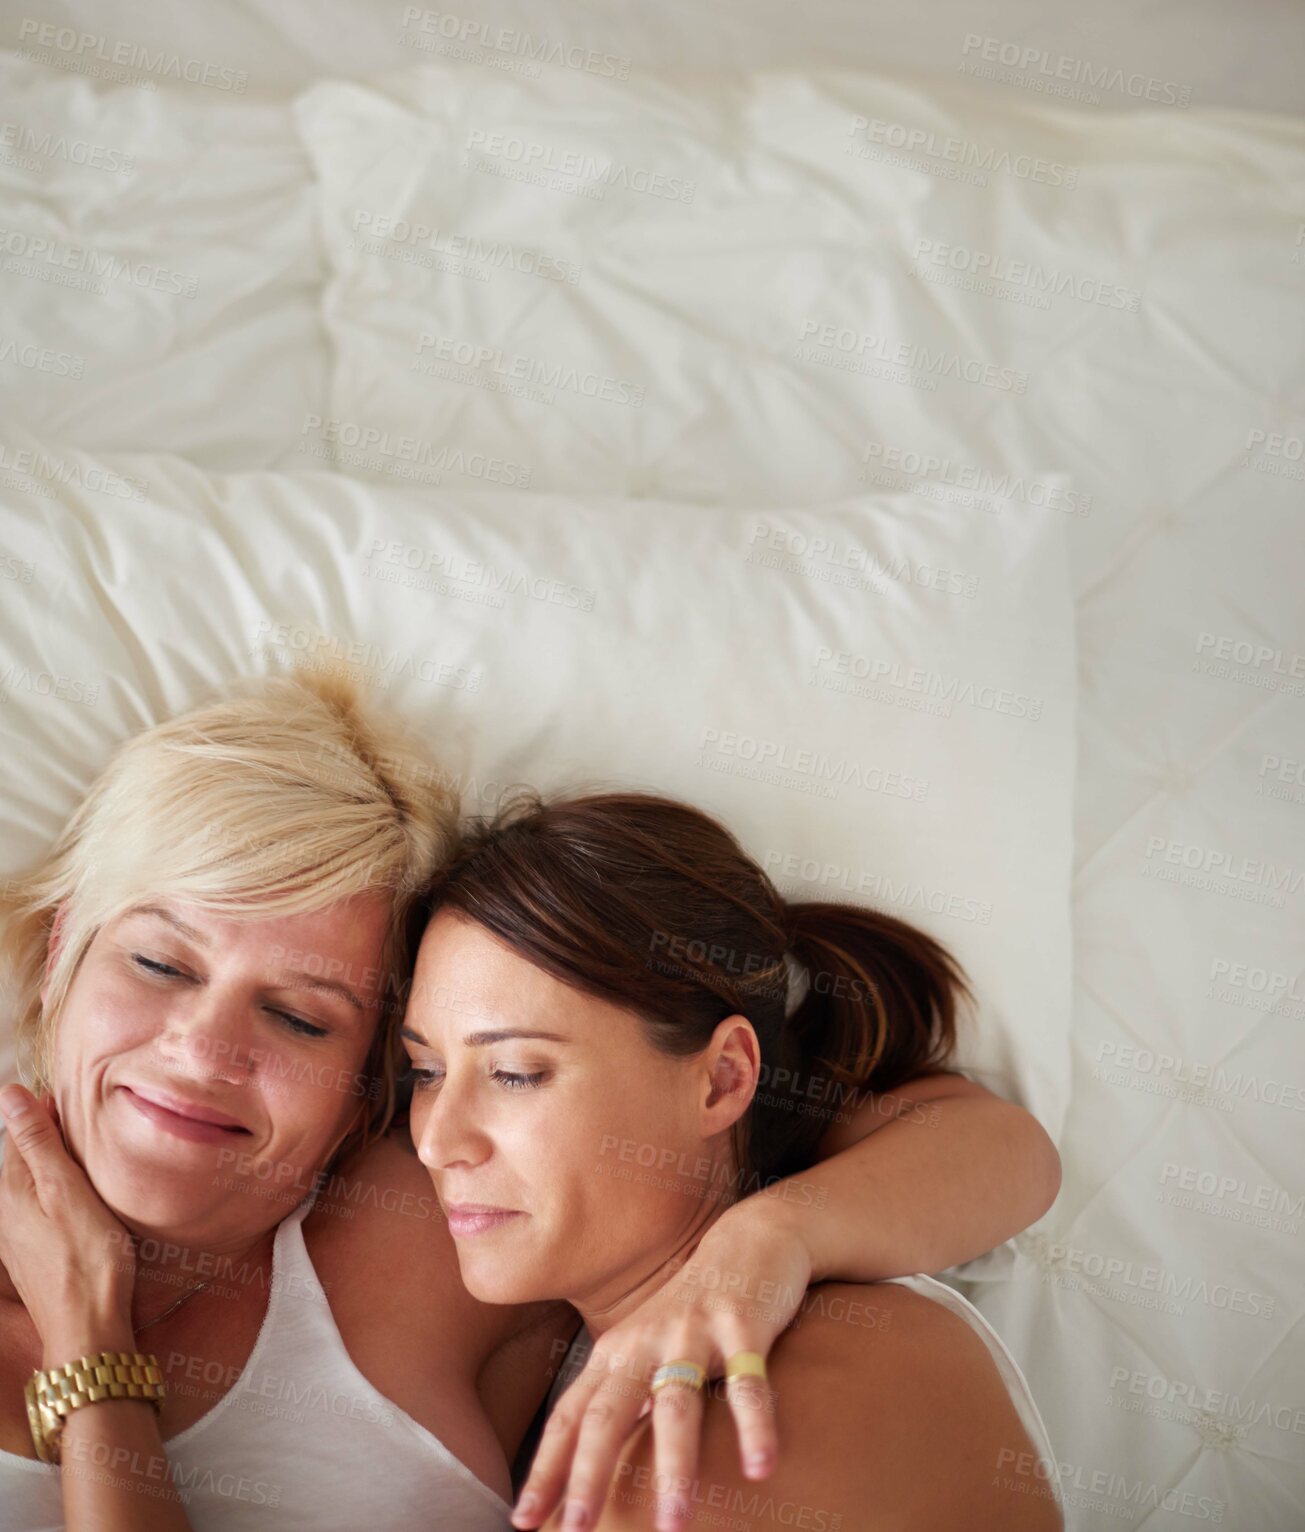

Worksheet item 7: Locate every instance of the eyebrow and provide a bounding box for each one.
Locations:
[129,904,368,1014]
[399,1025,568,1047]
[272,971,368,1015]
[132,904,208,944]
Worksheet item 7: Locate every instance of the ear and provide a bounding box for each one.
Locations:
[700,1014,760,1136]
[39,903,70,1012]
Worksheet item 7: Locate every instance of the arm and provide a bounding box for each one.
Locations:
[764,1068,1062,1281]
[508,1071,1059,1530]
[44,1319,193,1530]
[0,1084,195,1531]
[585,1282,1063,1532]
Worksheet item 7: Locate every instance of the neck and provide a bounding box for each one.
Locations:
[573,1187,737,1340]
[126,1222,278,1331]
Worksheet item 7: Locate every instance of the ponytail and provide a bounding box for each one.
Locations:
[744,901,973,1181]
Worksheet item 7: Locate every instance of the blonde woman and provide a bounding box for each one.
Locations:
[0,675,1060,1531]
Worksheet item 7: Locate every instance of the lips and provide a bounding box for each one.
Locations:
[443,1202,524,1237]
[118,1083,252,1145]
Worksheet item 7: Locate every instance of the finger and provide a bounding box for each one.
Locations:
[0,1130,35,1196]
[509,1366,601,1529]
[0,1086,69,1203]
[512,1347,647,1531]
[551,1363,654,1531]
[0,1118,39,1254]
[0,1090,39,1191]
[650,1379,706,1531]
[0,1086,60,1163]
[724,1369,778,1479]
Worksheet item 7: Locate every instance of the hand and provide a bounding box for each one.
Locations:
[0,1084,136,1361]
[511,1198,814,1532]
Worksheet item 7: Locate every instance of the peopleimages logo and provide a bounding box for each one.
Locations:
[1108,1365,1305,1435]
[1034,1238,1276,1319]
[16,19,248,92]
[1144,836,1304,898]
[1094,1040,1305,1113]
[463,129,695,203]
[911,237,1140,311]
[810,647,1044,721]
[398,9,631,79]
[0,335,85,376]
[995,1449,1223,1522]
[960,34,1192,107]
[861,442,1092,515]
[414,332,646,407]
[363,537,596,612]
[846,114,1079,189]
[796,319,1027,394]
[0,226,198,296]
[349,210,581,285]
[0,442,147,500]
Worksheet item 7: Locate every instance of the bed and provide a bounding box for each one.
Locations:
[1,4,1302,1527]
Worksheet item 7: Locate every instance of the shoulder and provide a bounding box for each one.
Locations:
[591,1281,1062,1531]
[303,1130,506,1361]
[307,1128,440,1238]
[303,1128,449,1288]
[304,1129,563,1364]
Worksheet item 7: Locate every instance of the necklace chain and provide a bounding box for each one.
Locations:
[131,1229,272,1334]
[135,1274,217,1332]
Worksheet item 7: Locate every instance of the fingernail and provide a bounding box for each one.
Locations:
[511,1492,538,1526]
[745,1451,773,1477]
[0,1086,31,1120]
[561,1501,589,1531]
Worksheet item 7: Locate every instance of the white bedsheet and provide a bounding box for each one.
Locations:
[0,11,1302,1527]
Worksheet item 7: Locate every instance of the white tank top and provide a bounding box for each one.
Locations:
[539,1272,1066,1516]
[888,1273,1065,1512]
[0,1190,512,1531]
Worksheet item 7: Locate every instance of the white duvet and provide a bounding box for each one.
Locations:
[1,36,1302,1531]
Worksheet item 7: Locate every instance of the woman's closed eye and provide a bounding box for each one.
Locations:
[133,953,184,979]
[403,1061,548,1091]
[406,1061,444,1090]
[130,952,330,1039]
[491,1068,547,1090]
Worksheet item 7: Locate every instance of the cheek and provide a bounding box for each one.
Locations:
[52,974,167,1084]
[540,1099,642,1219]
[255,1044,371,1153]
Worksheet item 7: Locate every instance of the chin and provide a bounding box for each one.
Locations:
[456,1251,550,1307]
[90,1158,221,1239]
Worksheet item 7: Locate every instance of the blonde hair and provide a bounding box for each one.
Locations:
[0,671,456,1171]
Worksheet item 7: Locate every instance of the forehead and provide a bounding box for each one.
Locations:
[117,892,389,942]
[108,894,393,990]
[410,910,635,1048]
[412,910,554,1017]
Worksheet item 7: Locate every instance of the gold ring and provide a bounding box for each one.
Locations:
[650,1359,707,1395]
[725,1351,768,1383]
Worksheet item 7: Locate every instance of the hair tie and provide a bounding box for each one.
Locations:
[782,950,810,1018]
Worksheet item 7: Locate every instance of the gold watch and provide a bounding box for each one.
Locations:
[25,1351,166,1465]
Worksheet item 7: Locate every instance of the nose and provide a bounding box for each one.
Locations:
[152,988,257,1086]
[413,1071,491,1175]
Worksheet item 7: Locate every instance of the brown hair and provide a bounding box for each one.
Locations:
[425,790,974,1185]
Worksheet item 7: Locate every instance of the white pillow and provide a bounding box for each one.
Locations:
[292,65,1100,509]
[0,428,1076,1174]
[0,56,324,470]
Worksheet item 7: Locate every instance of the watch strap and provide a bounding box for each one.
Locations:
[25,1350,165,1465]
